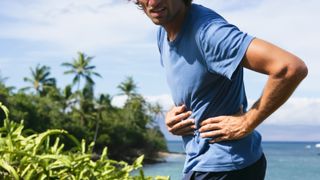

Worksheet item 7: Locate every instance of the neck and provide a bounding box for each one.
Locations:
[164,5,189,42]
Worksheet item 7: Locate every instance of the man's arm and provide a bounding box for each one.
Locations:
[199,38,308,142]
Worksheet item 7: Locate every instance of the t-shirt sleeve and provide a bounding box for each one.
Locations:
[198,20,254,79]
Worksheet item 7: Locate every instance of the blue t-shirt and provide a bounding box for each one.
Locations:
[157,4,263,173]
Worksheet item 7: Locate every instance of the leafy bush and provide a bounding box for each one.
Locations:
[0,102,169,180]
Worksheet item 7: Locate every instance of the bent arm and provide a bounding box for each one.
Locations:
[242,38,308,132]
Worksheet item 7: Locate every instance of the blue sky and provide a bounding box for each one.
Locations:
[1,0,320,141]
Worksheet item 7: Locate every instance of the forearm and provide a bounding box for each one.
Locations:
[200,39,308,142]
[244,62,308,132]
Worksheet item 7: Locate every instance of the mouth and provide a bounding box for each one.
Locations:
[149,7,166,17]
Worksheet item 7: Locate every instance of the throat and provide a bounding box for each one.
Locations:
[167,32,178,42]
[164,6,189,42]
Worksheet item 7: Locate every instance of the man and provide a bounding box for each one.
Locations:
[132,0,308,179]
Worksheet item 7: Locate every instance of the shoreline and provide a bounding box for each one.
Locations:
[144,151,185,164]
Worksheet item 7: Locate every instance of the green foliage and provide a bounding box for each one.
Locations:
[23,64,56,96]
[0,52,168,177]
[118,76,138,98]
[0,103,169,180]
[62,52,101,91]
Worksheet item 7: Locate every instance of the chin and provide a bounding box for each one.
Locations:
[152,21,162,25]
[151,19,165,26]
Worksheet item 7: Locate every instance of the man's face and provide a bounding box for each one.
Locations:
[138,0,185,26]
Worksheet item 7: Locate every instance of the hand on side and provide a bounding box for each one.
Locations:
[199,106,253,143]
[165,105,196,136]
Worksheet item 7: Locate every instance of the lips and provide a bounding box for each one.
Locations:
[151,7,165,13]
[149,7,166,17]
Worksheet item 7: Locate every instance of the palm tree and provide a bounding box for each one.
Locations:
[61,85,77,113]
[61,52,101,91]
[117,76,138,99]
[23,64,56,95]
[93,94,113,151]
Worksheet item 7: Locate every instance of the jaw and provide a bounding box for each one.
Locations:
[146,7,168,26]
[149,17,167,26]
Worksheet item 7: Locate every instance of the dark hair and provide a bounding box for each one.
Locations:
[183,0,193,6]
[131,0,193,7]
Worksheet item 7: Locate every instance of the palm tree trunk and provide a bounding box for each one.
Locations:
[77,78,81,91]
[93,121,99,151]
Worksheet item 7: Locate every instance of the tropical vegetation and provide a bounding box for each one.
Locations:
[0,102,169,179]
[0,52,168,178]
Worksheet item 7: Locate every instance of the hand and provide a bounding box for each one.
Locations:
[165,105,196,136]
[199,106,252,143]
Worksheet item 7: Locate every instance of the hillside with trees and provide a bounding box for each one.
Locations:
[0,52,167,163]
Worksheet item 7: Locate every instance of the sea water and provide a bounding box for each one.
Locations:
[142,141,320,180]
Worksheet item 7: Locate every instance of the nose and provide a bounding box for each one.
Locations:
[147,0,160,8]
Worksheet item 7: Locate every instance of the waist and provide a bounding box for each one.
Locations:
[182,131,263,173]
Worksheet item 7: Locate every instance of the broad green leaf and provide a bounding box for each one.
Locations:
[0,159,19,180]
[39,174,47,180]
[24,169,36,180]
[81,139,86,154]
[0,102,9,119]
[133,155,144,169]
[21,164,32,177]
[100,147,108,161]
[33,129,68,155]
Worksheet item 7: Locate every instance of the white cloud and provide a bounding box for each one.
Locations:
[110,94,174,110]
[0,0,154,53]
[247,96,320,125]
[0,0,319,98]
[111,95,127,108]
[145,94,174,111]
[264,98,320,125]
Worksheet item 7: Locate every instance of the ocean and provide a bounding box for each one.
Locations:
[142,141,320,180]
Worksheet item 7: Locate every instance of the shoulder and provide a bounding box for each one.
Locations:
[190,4,227,28]
[189,4,230,43]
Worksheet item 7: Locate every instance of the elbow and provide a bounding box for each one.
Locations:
[285,58,308,82]
[272,57,308,82]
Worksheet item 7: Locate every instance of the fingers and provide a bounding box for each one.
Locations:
[173,124,196,136]
[199,123,220,133]
[171,118,194,130]
[169,120,196,136]
[173,104,187,115]
[201,130,228,143]
[165,105,196,136]
[200,117,221,126]
[200,130,223,139]
[166,111,192,127]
